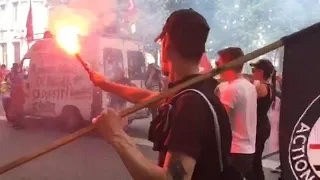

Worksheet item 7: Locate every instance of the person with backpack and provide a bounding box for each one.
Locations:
[90,9,232,179]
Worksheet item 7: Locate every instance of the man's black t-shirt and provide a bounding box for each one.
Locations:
[148,74,232,180]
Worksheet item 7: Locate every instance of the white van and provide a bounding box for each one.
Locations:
[18,33,150,131]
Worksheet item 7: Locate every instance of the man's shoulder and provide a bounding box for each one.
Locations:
[174,90,203,103]
[172,90,210,109]
[229,78,255,92]
[173,89,221,114]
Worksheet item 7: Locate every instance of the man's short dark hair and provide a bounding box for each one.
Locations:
[155,9,210,63]
[43,31,53,38]
[218,47,244,73]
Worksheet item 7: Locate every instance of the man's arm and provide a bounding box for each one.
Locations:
[102,81,162,107]
[112,132,196,180]
[219,86,238,116]
[102,93,204,180]
[164,152,195,180]
[254,82,268,98]
[90,72,163,107]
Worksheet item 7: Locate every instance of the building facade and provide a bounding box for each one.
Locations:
[0,0,48,68]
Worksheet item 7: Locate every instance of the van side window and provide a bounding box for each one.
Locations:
[21,58,31,79]
[127,51,145,79]
[103,48,123,78]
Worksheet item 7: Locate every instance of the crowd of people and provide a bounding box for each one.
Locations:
[0,8,285,180]
[88,8,284,180]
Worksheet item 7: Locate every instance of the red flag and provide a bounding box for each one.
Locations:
[26,0,33,43]
[199,53,213,74]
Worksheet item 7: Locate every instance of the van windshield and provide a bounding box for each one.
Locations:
[103,48,124,79]
[127,51,145,80]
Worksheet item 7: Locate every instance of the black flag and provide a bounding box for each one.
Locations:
[280,22,320,180]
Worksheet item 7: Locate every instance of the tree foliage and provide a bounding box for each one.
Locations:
[50,0,320,62]
[134,0,320,60]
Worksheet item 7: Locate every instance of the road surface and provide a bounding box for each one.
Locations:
[0,104,280,180]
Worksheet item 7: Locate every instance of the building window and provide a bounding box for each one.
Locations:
[12,2,18,22]
[13,42,20,63]
[0,4,5,11]
[0,4,5,18]
[0,43,8,65]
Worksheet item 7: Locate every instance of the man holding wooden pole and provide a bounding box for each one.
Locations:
[90,8,233,180]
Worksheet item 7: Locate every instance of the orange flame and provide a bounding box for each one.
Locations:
[56,26,81,54]
[49,6,96,55]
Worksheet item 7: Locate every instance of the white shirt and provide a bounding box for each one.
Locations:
[219,77,257,154]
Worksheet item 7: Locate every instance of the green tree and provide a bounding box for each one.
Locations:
[127,0,320,62]
[212,0,320,53]
[133,0,169,60]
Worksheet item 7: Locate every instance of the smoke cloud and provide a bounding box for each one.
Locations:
[48,0,118,35]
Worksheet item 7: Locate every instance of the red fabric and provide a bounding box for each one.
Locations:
[10,88,26,105]
[199,53,213,74]
[26,0,33,43]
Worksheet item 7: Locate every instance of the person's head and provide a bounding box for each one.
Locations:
[43,31,53,38]
[154,9,210,78]
[216,47,244,81]
[251,59,277,108]
[11,63,19,72]
[250,59,275,82]
[147,63,160,74]
[1,64,6,70]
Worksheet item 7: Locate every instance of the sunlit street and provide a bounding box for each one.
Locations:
[0,103,281,180]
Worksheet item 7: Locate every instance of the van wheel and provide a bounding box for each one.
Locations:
[58,106,83,133]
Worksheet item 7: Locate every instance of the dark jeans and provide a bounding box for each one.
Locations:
[246,120,271,180]
[225,153,254,180]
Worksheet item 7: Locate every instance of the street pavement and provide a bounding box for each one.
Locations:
[0,103,280,180]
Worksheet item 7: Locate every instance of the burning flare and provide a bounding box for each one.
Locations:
[48,5,96,55]
[56,26,81,54]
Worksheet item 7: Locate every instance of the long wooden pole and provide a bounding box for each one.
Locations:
[0,40,283,175]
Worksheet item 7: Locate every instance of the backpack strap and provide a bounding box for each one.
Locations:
[168,89,223,172]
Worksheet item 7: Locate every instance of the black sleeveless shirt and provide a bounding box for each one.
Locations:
[257,84,273,124]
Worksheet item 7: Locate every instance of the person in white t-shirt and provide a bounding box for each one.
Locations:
[216,47,257,179]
